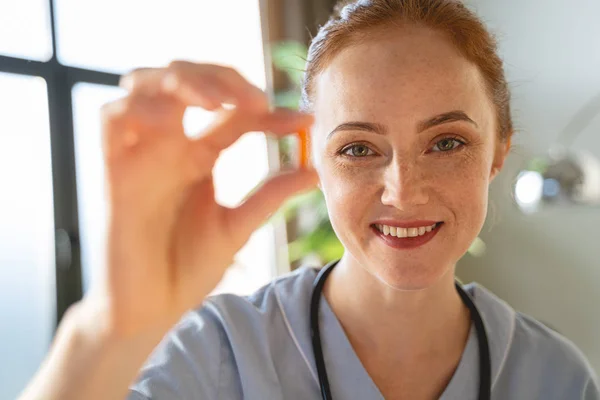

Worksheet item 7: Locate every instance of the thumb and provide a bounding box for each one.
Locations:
[225,168,319,245]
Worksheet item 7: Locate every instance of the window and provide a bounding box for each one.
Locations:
[0,73,55,400]
[54,0,267,76]
[0,0,53,61]
[0,0,280,397]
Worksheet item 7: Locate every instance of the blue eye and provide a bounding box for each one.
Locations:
[341,144,375,157]
[431,137,465,152]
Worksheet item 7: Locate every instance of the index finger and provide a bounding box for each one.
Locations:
[164,61,269,113]
[120,63,268,114]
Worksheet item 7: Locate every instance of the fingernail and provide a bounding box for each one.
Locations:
[119,75,134,91]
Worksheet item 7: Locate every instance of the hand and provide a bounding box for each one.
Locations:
[96,61,317,338]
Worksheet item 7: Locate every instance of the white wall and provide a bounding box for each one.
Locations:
[457,0,600,374]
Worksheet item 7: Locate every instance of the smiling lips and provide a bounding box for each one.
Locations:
[371,221,443,249]
[375,222,438,238]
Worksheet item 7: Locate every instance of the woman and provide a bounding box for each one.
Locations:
[19,0,599,399]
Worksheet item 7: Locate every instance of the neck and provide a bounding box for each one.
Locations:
[323,255,471,364]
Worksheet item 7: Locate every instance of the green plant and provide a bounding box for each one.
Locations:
[270,41,344,265]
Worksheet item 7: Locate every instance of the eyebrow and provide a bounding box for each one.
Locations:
[326,110,478,140]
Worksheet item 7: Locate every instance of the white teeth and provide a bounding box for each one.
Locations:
[376,223,437,238]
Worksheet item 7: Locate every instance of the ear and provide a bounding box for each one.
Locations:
[490,136,511,182]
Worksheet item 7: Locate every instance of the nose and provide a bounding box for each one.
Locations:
[380,160,429,209]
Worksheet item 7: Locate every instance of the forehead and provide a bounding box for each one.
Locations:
[313,25,495,131]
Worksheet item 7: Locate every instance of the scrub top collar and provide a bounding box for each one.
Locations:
[273,267,516,399]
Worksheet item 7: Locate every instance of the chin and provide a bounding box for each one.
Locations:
[365,257,454,291]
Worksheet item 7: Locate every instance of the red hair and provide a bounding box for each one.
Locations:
[301,0,513,141]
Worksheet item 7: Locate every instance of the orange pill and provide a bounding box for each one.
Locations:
[297,128,310,169]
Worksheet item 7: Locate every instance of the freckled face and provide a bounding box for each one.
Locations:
[311,26,505,289]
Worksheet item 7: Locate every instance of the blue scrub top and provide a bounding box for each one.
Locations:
[128,267,599,399]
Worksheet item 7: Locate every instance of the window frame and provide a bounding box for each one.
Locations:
[0,0,120,327]
[0,0,283,330]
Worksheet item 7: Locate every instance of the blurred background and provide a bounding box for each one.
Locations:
[0,0,598,398]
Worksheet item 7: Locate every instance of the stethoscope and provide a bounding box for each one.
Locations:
[310,259,491,400]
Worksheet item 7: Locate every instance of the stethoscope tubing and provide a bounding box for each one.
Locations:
[310,260,491,400]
